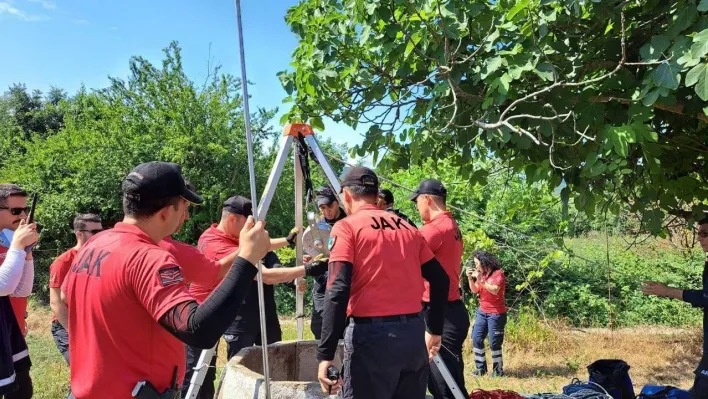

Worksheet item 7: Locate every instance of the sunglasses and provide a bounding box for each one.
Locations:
[0,206,30,216]
[80,229,103,235]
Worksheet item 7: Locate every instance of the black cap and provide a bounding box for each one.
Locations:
[340,166,379,192]
[123,162,203,204]
[316,186,337,206]
[409,179,447,201]
[378,189,394,204]
[223,196,252,216]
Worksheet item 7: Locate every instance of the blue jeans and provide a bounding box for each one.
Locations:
[471,310,507,375]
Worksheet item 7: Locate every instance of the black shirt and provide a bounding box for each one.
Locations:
[385,207,417,228]
[682,260,708,371]
[313,208,347,312]
[0,295,31,395]
[229,251,283,333]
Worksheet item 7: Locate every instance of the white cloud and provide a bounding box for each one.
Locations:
[109,26,118,31]
[27,0,55,10]
[0,1,48,21]
[72,18,88,25]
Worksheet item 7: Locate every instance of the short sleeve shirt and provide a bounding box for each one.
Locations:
[479,270,507,314]
[61,223,193,398]
[191,225,239,303]
[419,212,463,302]
[49,248,78,322]
[328,204,434,317]
[158,237,221,288]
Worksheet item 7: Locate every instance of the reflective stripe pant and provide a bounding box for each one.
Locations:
[471,310,507,375]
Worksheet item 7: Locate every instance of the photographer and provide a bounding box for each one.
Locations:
[60,162,271,398]
[0,183,38,399]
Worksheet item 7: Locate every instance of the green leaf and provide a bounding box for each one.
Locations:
[700,0,708,12]
[507,0,529,20]
[535,63,555,81]
[360,26,372,45]
[687,62,708,100]
[667,4,697,38]
[640,35,670,61]
[691,29,708,58]
[642,88,660,106]
[653,61,681,90]
[310,116,325,131]
[482,57,503,79]
[604,20,613,35]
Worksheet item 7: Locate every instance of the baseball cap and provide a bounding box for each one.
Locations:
[223,196,253,216]
[123,162,203,204]
[378,189,394,204]
[409,179,447,201]
[340,166,379,192]
[316,186,337,206]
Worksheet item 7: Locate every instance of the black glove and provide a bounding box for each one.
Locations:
[305,258,329,277]
[286,227,299,246]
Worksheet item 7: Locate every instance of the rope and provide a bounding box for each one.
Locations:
[523,379,613,399]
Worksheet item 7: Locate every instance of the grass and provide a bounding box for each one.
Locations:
[25,303,701,398]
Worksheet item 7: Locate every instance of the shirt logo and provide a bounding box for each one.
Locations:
[328,236,337,251]
[158,265,184,287]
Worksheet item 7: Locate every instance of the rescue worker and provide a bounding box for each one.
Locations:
[317,166,450,399]
[378,188,417,228]
[309,185,346,339]
[185,195,328,393]
[49,213,103,365]
[0,185,34,339]
[642,216,708,398]
[410,179,470,398]
[0,183,37,399]
[60,161,272,398]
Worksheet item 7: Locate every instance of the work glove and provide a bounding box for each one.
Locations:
[305,258,329,277]
[286,227,299,246]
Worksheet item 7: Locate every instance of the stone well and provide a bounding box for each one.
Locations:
[216,340,344,399]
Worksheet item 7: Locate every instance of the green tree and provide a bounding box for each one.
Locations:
[281,0,708,234]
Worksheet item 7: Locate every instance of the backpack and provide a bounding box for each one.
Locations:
[637,385,691,399]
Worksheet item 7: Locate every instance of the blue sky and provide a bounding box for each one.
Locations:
[0,0,366,153]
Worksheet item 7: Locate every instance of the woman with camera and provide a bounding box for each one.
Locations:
[467,250,507,378]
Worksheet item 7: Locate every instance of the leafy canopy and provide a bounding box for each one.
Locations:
[281,0,708,235]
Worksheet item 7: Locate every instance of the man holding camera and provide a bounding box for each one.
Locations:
[61,162,271,398]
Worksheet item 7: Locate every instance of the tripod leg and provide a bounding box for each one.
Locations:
[258,135,294,219]
[304,136,342,198]
[294,147,304,340]
[185,345,217,399]
[431,354,466,399]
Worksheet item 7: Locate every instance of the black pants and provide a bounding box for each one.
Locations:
[0,369,32,399]
[472,309,507,375]
[181,343,217,399]
[342,315,428,399]
[423,301,470,399]
[51,321,70,365]
[223,327,282,360]
[311,309,323,340]
[692,360,708,399]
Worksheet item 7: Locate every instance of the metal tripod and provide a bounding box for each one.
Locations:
[186,124,343,398]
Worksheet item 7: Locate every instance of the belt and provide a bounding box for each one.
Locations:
[350,312,420,324]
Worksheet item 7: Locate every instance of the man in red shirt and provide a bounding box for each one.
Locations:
[186,195,326,394]
[60,161,271,399]
[411,179,469,399]
[317,167,450,399]
[49,213,103,365]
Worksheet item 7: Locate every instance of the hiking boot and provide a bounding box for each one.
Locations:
[491,369,504,378]
[471,369,487,377]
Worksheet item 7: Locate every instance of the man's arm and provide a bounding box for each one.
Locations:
[641,281,698,304]
[50,287,69,328]
[421,257,449,335]
[682,288,708,307]
[268,228,299,251]
[316,261,352,362]
[216,249,240,278]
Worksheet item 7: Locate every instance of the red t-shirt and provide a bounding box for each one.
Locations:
[479,269,507,314]
[328,204,434,317]
[49,248,78,322]
[420,212,463,302]
[158,236,221,289]
[61,223,193,398]
[190,225,239,303]
[0,246,28,336]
